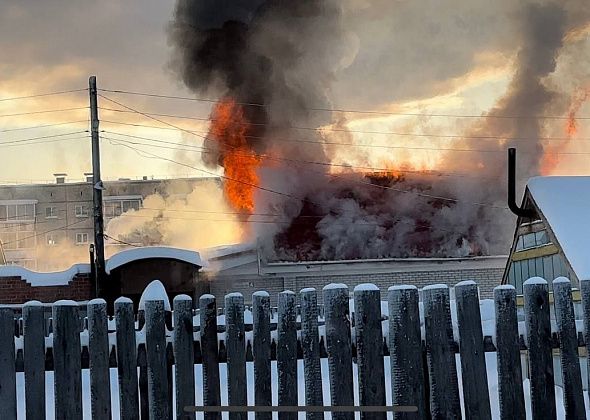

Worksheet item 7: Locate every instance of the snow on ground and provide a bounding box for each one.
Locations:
[15,354,589,419]
[105,246,202,274]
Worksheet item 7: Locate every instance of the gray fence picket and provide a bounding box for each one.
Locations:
[225,293,247,420]
[454,281,491,419]
[388,285,425,419]
[23,301,45,420]
[277,291,298,420]
[552,278,585,418]
[422,285,461,419]
[252,291,272,420]
[173,295,195,420]
[300,288,323,420]
[353,284,386,420]
[52,301,82,420]
[323,284,354,420]
[523,277,556,419]
[0,308,16,420]
[581,278,590,395]
[200,294,221,420]
[145,300,170,419]
[114,297,139,419]
[87,299,112,420]
[493,286,525,419]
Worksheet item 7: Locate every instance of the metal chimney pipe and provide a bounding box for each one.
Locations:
[507,148,535,218]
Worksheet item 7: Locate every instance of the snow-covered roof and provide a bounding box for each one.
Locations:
[106,246,202,274]
[528,176,590,281]
[0,263,91,286]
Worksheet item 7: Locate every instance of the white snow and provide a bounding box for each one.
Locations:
[105,246,202,274]
[173,294,192,302]
[88,298,107,306]
[53,300,78,306]
[0,263,90,286]
[494,284,515,291]
[252,291,270,297]
[138,280,171,311]
[388,284,417,291]
[455,280,477,287]
[523,276,548,286]
[225,292,243,299]
[322,283,348,291]
[22,300,43,307]
[199,294,215,300]
[553,277,571,284]
[528,176,590,281]
[300,287,316,293]
[280,290,296,295]
[422,283,449,290]
[114,296,133,304]
[353,283,379,292]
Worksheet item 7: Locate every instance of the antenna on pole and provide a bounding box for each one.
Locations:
[89,76,106,297]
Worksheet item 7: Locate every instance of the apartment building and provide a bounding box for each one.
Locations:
[0,174,218,271]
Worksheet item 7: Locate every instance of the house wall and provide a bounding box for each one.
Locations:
[0,273,93,304]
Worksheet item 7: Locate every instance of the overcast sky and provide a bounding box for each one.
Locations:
[1,0,589,182]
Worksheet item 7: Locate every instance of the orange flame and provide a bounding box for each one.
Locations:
[540,87,590,174]
[210,99,259,214]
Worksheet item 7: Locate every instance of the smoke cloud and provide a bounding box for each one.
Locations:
[165,0,590,260]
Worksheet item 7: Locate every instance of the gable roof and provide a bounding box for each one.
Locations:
[527,176,590,281]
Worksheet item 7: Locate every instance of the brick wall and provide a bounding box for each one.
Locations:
[210,266,504,306]
[0,274,93,304]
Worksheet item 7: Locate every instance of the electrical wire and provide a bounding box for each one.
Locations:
[98,88,590,120]
[0,107,89,118]
[0,218,88,246]
[0,88,87,102]
[0,120,88,133]
[0,131,89,146]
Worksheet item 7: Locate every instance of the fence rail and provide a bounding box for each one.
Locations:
[0,277,589,418]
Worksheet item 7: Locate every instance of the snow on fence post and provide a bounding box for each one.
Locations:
[353,284,386,420]
[173,295,195,420]
[454,281,491,419]
[225,292,247,420]
[493,285,525,419]
[87,299,112,420]
[581,278,590,392]
[145,299,170,420]
[523,277,556,419]
[0,307,16,420]
[23,301,45,419]
[252,291,272,420]
[277,291,298,420]
[323,284,354,420]
[552,278,585,418]
[200,294,221,420]
[300,288,323,420]
[52,301,82,420]
[114,297,139,419]
[422,284,461,419]
[387,285,425,419]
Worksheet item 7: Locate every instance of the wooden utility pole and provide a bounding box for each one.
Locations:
[89,76,106,297]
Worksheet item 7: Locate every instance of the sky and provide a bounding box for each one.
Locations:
[1,0,589,183]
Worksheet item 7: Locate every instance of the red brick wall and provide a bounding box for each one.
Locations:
[0,274,93,304]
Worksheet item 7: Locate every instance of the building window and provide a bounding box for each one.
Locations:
[515,230,551,251]
[104,197,142,219]
[46,206,58,218]
[46,233,58,246]
[0,203,36,222]
[76,232,89,245]
[75,205,89,218]
[0,223,36,250]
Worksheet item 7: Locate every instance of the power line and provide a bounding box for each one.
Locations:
[103,233,140,247]
[99,105,590,141]
[0,120,88,133]
[0,89,87,102]
[0,107,89,118]
[98,87,590,121]
[0,131,89,146]
[0,219,89,246]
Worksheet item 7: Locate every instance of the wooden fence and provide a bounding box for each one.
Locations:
[0,277,589,419]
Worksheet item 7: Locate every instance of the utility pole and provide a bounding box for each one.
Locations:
[89,76,106,297]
